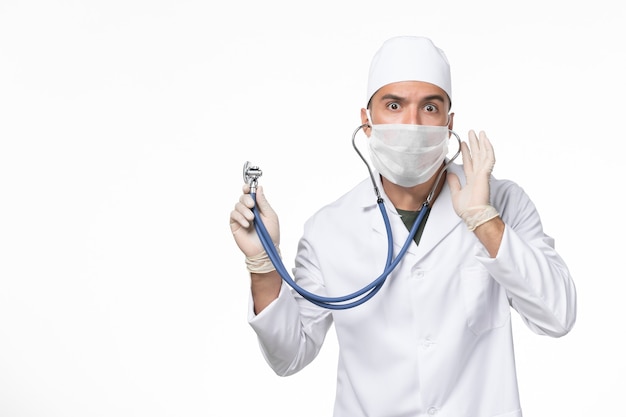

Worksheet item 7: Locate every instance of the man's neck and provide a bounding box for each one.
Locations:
[381,166,446,211]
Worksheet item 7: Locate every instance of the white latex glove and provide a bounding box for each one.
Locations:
[447,130,498,230]
[229,184,280,258]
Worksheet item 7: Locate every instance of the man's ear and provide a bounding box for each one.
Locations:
[360,108,371,137]
[447,112,455,130]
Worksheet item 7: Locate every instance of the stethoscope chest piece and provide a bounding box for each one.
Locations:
[243,161,263,193]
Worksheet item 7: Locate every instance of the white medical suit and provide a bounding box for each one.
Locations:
[248,162,577,417]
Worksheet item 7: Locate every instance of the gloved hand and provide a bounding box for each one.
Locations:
[229,184,280,265]
[447,130,499,231]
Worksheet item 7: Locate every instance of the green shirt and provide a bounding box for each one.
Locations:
[396,208,430,245]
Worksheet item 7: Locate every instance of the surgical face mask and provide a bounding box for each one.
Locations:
[368,123,449,187]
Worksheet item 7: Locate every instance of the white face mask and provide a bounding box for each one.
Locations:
[368,123,449,187]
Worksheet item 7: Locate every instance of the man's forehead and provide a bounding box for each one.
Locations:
[372,81,449,101]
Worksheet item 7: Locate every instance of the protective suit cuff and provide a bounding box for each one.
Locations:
[247,281,289,322]
[473,224,510,262]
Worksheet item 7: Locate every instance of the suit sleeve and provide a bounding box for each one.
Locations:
[476,179,577,337]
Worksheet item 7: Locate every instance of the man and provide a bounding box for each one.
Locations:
[229,36,577,417]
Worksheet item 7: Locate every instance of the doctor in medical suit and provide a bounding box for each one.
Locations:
[229,35,577,417]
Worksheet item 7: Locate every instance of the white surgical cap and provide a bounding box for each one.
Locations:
[366,36,452,106]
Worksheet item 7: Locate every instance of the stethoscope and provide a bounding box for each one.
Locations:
[243,124,462,310]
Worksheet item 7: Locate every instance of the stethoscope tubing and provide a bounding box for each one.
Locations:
[246,124,460,310]
[251,193,430,309]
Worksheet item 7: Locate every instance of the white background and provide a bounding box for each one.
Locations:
[0,0,624,416]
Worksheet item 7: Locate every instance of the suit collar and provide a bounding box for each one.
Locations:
[366,163,465,259]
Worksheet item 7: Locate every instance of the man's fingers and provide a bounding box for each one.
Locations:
[239,193,255,209]
[229,209,250,231]
[232,200,255,225]
[446,172,461,194]
[468,130,479,151]
[460,140,473,179]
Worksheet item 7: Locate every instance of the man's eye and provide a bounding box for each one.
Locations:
[424,104,437,112]
[387,102,400,110]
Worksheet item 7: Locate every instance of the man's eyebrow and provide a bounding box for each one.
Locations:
[378,93,406,102]
[422,94,446,103]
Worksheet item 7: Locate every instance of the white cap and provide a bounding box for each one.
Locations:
[366,36,451,106]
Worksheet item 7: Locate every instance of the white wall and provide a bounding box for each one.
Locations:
[0,1,623,416]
